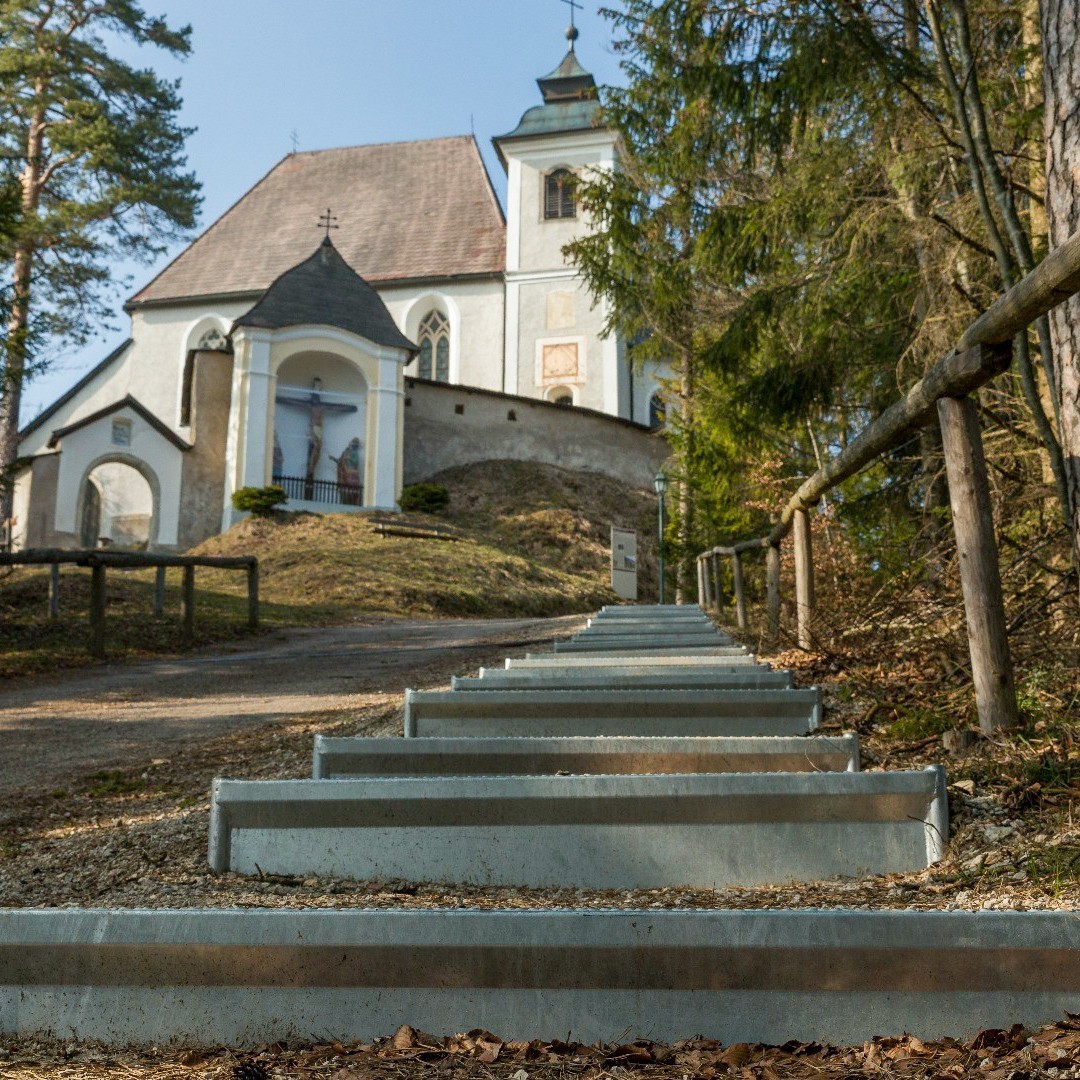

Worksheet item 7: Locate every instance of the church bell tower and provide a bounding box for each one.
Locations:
[494,25,626,417]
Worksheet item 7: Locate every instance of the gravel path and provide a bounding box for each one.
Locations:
[0,614,586,794]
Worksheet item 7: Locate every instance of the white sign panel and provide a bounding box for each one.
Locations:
[610,526,638,601]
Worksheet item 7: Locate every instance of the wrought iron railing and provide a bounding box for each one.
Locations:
[273,474,363,506]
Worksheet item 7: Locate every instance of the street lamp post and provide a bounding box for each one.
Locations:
[653,469,668,604]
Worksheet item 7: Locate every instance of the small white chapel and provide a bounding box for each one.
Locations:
[12,28,670,552]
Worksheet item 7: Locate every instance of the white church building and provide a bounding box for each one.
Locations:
[13,33,669,552]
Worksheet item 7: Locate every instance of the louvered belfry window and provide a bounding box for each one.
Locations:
[544,169,577,220]
[417,310,450,382]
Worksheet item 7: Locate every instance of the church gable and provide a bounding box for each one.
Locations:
[129,136,506,308]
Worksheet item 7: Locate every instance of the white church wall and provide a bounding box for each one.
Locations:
[380,277,505,393]
[52,408,184,547]
[515,278,609,414]
[133,301,252,430]
[502,129,622,418]
[19,300,251,463]
[18,342,135,459]
[10,465,33,549]
[509,131,615,272]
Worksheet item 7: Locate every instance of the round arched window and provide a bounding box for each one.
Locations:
[547,385,575,407]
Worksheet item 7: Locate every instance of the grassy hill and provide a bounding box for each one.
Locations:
[0,461,661,676]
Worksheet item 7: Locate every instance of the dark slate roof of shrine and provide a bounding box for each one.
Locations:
[233,238,418,353]
[129,136,506,307]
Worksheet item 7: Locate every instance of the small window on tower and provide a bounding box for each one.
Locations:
[544,169,577,220]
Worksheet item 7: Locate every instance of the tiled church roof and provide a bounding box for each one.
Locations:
[129,136,506,308]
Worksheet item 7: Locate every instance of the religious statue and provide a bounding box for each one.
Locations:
[274,377,358,499]
[330,437,363,504]
[272,431,284,477]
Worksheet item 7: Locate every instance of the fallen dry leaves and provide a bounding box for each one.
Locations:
[4,1018,1080,1078]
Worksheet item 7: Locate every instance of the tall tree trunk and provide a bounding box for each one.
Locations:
[1041,0,1080,603]
[0,108,43,539]
[675,343,694,604]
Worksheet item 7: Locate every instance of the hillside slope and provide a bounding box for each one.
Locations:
[191,459,660,620]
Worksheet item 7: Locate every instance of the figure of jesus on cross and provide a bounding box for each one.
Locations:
[275,377,358,499]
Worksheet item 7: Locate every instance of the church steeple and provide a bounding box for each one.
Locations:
[493,24,603,160]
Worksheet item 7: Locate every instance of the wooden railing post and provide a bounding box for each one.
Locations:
[793,508,815,650]
[181,565,195,645]
[731,551,747,631]
[247,560,259,630]
[153,565,166,616]
[48,563,60,620]
[711,550,723,618]
[89,562,106,659]
[696,555,706,608]
[766,542,781,644]
[937,394,1019,732]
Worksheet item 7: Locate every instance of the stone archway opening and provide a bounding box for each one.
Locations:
[79,460,156,549]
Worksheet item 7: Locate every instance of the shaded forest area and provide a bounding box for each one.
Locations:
[571,0,1079,734]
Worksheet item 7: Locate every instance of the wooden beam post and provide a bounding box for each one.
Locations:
[696,555,706,609]
[731,552,747,631]
[153,565,166,616]
[793,508,815,650]
[247,561,259,631]
[766,542,781,644]
[937,394,1019,732]
[48,563,60,620]
[711,551,723,618]
[88,563,106,659]
[181,565,195,646]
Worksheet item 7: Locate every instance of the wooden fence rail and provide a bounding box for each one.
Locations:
[696,227,1080,734]
[0,550,259,659]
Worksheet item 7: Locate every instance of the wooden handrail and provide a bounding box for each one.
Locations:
[0,549,256,569]
[1,548,259,658]
[696,226,1080,733]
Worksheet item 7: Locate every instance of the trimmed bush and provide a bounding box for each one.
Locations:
[232,485,287,517]
[399,482,450,514]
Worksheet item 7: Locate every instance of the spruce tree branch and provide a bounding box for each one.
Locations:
[927,211,997,259]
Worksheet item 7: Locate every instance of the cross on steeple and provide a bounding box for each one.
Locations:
[561,0,582,30]
[318,208,339,240]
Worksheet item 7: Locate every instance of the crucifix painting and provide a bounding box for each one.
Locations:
[274,377,358,499]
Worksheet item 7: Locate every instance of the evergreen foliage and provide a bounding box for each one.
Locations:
[0,0,201,529]
[231,485,287,518]
[399,483,451,514]
[571,0,1074,602]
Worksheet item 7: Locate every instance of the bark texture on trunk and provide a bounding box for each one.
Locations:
[0,107,44,536]
[1041,0,1080,600]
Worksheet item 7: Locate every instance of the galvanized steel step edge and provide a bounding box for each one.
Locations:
[2,909,1077,1047]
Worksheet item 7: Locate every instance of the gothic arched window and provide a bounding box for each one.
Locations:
[417,310,450,382]
[544,168,577,220]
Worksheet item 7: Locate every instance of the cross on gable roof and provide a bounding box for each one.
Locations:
[233,237,418,354]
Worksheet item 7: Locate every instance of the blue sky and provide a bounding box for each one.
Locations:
[20,0,626,424]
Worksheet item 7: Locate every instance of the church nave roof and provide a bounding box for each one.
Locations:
[130,136,506,309]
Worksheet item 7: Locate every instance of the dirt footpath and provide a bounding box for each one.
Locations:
[0,614,585,793]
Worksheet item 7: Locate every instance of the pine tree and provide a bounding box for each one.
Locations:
[0,0,201,537]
